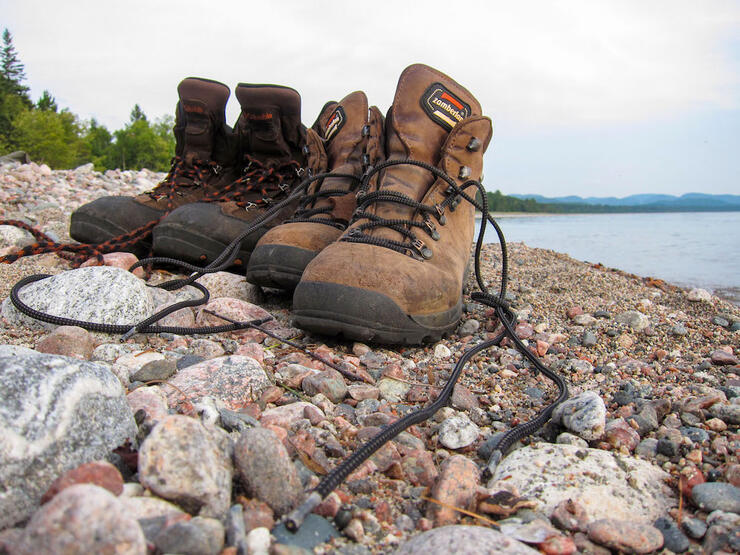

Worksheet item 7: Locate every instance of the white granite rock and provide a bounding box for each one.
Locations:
[0,352,137,529]
[490,443,676,522]
[1,266,155,331]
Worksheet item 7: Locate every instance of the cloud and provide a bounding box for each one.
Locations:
[4,0,739,130]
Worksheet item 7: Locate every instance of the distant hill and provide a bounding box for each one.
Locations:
[509,192,740,211]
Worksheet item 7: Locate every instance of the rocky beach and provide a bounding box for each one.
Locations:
[0,161,739,554]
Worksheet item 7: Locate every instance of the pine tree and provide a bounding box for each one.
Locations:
[36,90,58,112]
[1,28,31,105]
[129,104,147,123]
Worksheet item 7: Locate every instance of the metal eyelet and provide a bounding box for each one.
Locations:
[212,164,222,175]
[279,183,290,192]
[434,204,447,225]
[466,137,482,152]
[424,219,440,241]
[458,166,471,179]
[244,201,257,211]
[302,145,310,156]
[361,125,371,137]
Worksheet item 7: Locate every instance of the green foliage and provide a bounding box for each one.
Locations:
[1,29,31,105]
[108,109,173,171]
[12,108,84,168]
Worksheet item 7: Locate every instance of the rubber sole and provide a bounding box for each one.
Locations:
[153,221,257,267]
[246,244,318,290]
[292,281,462,345]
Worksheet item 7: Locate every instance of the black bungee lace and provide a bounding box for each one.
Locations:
[283,159,568,530]
[7,159,568,532]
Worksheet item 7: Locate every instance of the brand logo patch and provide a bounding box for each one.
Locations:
[245,111,274,121]
[421,83,471,131]
[182,103,205,114]
[325,106,346,141]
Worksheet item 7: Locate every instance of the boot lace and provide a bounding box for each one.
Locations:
[0,156,223,267]
[203,154,303,210]
[340,158,463,260]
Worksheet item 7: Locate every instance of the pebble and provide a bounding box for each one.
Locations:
[687,287,712,301]
[0,352,136,529]
[131,357,177,382]
[138,415,233,518]
[438,414,480,449]
[41,460,123,503]
[13,484,146,554]
[691,482,740,514]
[35,325,96,359]
[378,377,411,402]
[162,355,271,414]
[586,519,663,553]
[271,514,340,551]
[1,266,154,330]
[233,427,303,516]
[711,348,738,366]
[428,455,479,526]
[154,517,225,555]
[551,390,606,440]
[491,444,675,522]
[458,318,480,336]
[395,525,538,554]
[603,418,640,452]
[80,251,144,278]
[302,369,348,403]
[614,310,650,331]
[653,516,689,553]
[680,516,707,539]
[196,271,262,303]
[433,343,452,359]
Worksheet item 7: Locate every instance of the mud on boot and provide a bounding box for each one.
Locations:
[292,64,492,344]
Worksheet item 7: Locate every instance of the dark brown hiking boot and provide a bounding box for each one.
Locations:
[151,84,320,267]
[292,64,492,344]
[69,77,236,255]
[245,91,384,290]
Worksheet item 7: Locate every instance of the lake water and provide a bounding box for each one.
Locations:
[475,211,740,303]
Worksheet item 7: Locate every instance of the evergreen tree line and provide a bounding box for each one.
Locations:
[0,28,175,171]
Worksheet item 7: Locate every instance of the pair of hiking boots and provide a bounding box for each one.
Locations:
[71,64,492,345]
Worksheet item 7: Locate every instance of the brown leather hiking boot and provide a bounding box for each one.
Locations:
[292,64,492,344]
[69,77,237,255]
[245,91,384,290]
[151,84,321,267]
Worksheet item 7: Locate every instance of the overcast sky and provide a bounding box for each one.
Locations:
[2,0,738,197]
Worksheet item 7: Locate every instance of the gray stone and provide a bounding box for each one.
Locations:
[0,353,136,529]
[680,516,707,539]
[13,484,146,555]
[138,415,233,518]
[0,224,35,248]
[302,369,348,403]
[272,514,340,551]
[0,344,37,357]
[679,425,709,443]
[556,432,588,447]
[195,271,262,303]
[394,525,538,554]
[131,358,177,383]
[438,414,480,449]
[671,324,688,336]
[615,310,650,331]
[551,390,606,440]
[458,318,480,336]
[154,516,224,555]
[234,427,303,516]
[490,443,676,522]
[1,266,155,331]
[582,330,598,346]
[691,482,740,514]
[654,516,689,553]
[709,403,740,425]
[635,438,658,459]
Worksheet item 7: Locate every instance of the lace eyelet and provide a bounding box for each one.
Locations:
[458,166,471,179]
[466,137,482,152]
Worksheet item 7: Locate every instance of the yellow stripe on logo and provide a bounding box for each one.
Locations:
[433,110,456,128]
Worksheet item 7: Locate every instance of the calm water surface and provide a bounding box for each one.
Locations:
[476,211,739,303]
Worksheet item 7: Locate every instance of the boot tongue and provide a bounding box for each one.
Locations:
[235,84,303,164]
[177,77,230,164]
[371,64,481,239]
[316,91,368,170]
